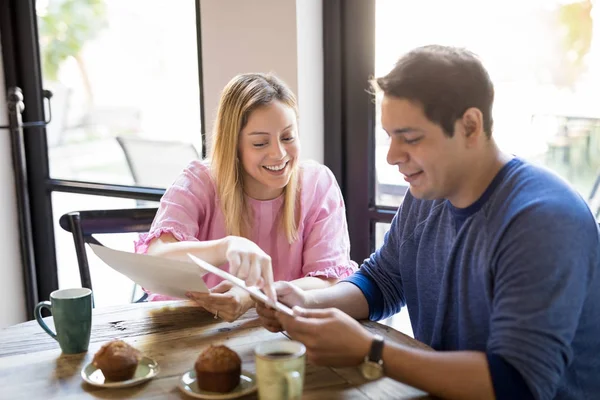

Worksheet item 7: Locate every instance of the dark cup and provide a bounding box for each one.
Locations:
[35,288,93,354]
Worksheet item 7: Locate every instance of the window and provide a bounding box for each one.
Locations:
[325,0,600,262]
[2,0,204,306]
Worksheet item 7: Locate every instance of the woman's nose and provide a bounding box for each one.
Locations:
[270,142,286,159]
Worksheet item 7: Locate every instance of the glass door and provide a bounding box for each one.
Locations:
[3,0,205,307]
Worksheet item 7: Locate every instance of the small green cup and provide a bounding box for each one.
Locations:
[35,288,93,354]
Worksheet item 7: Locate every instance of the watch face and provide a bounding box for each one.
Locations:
[361,361,384,380]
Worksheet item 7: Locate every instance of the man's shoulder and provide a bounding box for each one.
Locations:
[492,158,591,220]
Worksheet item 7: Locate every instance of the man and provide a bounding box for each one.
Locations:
[256,45,600,400]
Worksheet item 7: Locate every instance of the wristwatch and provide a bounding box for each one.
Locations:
[360,334,384,380]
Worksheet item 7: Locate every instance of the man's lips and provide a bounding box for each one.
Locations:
[403,170,423,183]
[401,171,422,178]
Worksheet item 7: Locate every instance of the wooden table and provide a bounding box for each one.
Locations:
[0,301,432,399]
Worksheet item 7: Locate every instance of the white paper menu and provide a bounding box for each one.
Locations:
[89,244,209,298]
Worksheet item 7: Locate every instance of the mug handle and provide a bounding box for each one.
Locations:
[284,370,302,400]
[35,301,57,341]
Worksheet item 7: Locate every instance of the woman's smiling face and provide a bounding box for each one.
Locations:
[238,100,300,200]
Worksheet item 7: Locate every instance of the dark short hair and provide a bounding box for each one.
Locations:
[375,45,494,137]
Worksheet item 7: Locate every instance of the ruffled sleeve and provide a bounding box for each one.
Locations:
[300,163,358,279]
[134,160,214,253]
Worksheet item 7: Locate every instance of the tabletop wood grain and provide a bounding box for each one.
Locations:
[0,301,432,399]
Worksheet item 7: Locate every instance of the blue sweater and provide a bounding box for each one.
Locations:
[345,158,600,400]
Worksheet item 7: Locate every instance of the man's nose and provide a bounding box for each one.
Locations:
[387,141,409,166]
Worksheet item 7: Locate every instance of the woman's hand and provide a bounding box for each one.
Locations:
[256,281,308,332]
[186,281,254,322]
[224,236,276,301]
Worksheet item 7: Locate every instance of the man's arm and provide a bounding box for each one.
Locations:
[305,281,370,319]
[278,307,495,400]
[382,344,494,400]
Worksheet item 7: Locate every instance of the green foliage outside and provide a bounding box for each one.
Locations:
[554,0,594,88]
[37,0,107,82]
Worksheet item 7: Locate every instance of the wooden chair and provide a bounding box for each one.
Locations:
[58,207,158,303]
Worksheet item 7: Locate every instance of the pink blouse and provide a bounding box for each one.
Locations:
[134,160,357,300]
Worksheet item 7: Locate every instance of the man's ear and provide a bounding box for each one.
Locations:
[461,107,484,140]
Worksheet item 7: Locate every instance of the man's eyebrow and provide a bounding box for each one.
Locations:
[392,127,424,135]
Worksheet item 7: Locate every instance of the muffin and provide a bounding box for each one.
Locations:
[93,340,141,381]
[195,345,241,393]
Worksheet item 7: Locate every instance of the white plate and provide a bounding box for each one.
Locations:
[81,356,159,388]
[178,369,257,399]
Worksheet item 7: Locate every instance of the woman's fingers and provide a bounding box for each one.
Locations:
[245,255,262,287]
[260,257,276,302]
[236,254,251,281]
[228,252,242,276]
[210,281,233,293]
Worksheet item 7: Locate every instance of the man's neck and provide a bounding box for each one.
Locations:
[448,144,511,209]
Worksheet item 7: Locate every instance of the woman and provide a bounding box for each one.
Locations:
[135,73,356,322]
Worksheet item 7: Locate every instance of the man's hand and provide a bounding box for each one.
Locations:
[186,281,254,322]
[277,307,373,367]
[256,282,307,332]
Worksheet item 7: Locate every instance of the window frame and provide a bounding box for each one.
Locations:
[323,0,396,262]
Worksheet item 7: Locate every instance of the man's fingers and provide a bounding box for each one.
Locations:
[274,281,294,297]
[277,312,321,336]
[292,306,336,319]
[265,323,283,333]
[283,327,318,348]
[256,303,276,318]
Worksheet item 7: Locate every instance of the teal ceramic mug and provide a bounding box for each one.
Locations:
[35,288,93,354]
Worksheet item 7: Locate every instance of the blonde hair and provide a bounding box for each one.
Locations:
[210,73,299,243]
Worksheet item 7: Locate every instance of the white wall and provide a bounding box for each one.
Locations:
[0,37,27,328]
[200,0,324,163]
[296,0,324,163]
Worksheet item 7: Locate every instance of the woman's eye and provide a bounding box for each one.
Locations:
[253,143,267,148]
[282,136,295,142]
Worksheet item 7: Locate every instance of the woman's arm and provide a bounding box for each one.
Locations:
[147,233,276,299]
[146,232,230,266]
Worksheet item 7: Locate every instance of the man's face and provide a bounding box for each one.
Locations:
[381,95,469,202]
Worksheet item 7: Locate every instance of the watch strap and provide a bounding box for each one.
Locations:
[368,334,384,363]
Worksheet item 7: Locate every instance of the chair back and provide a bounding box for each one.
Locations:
[58,207,157,298]
[116,136,200,188]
